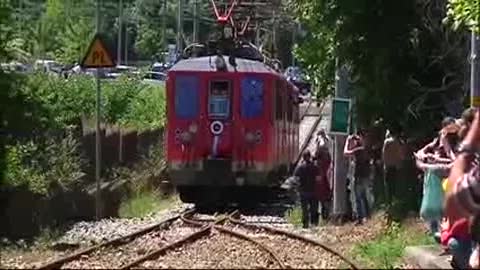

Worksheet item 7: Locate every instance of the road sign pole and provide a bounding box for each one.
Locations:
[95,0,102,221]
[332,58,350,223]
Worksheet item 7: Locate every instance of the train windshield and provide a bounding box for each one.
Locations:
[208,80,231,119]
[241,77,263,118]
[175,75,199,119]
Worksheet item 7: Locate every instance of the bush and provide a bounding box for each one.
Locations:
[118,81,166,131]
[16,73,165,131]
[3,72,166,202]
[285,206,304,228]
[3,130,86,197]
[118,189,176,218]
[352,221,435,268]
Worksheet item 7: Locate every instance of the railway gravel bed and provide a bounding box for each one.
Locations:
[59,204,190,245]
[220,224,344,269]
[61,220,199,269]
[139,230,279,269]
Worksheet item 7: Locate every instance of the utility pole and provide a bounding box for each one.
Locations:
[124,14,128,66]
[176,0,184,55]
[332,58,350,223]
[193,0,198,44]
[255,10,260,47]
[117,0,123,66]
[95,0,102,221]
[471,32,480,107]
[271,11,277,58]
[162,0,167,54]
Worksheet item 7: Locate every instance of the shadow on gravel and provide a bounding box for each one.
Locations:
[195,202,295,221]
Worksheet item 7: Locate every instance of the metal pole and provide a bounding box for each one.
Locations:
[332,58,349,222]
[176,0,184,55]
[272,11,276,58]
[193,0,198,44]
[124,19,128,66]
[471,31,480,107]
[95,0,102,221]
[162,0,167,54]
[117,0,122,66]
[255,10,260,46]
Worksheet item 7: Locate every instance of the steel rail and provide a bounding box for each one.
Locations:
[229,217,359,270]
[181,213,286,269]
[214,225,286,269]
[36,208,194,270]
[120,211,238,269]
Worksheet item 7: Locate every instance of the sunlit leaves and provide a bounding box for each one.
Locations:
[445,0,480,33]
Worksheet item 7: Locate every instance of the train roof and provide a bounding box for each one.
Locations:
[169,56,280,75]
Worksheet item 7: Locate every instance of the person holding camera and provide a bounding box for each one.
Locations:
[344,130,371,225]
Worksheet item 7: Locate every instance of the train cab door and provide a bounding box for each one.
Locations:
[205,79,233,174]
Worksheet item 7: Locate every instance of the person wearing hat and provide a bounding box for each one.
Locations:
[294,150,320,228]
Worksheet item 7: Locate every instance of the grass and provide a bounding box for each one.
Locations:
[34,228,63,248]
[350,220,435,269]
[118,189,178,218]
[285,206,303,228]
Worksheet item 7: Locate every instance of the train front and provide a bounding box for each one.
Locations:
[165,55,274,204]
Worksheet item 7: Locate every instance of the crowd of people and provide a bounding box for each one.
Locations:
[411,108,480,269]
[292,108,480,268]
[294,125,405,229]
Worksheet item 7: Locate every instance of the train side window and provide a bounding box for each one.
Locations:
[241,77,263,118]
[208,80,231,119]
[275,80,283,120]
[175,75,199,119]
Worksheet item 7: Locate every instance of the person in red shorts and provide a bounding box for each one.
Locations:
[440,217,472,269]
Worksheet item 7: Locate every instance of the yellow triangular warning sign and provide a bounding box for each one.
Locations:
[80,33,115,68]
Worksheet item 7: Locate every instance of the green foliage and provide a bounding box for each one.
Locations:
[285,206,303,228]
[352,222,434,268]
[119,82,166,131]
[34,227,62,247]
[119,190,176,218]
[4,130,86,196]
[14,73,166,130]
[445,0,480,33]
[293,0,468,137]
[2,72,166,195]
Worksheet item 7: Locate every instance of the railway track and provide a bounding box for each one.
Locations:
[36,207,358,269]
[32,98,343,270]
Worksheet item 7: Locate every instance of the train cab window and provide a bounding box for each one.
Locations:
[208,80,231,119]
[241,77,264,118]
[175,75,199,119]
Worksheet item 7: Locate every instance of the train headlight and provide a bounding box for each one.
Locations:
[255,130,263,143]
[245,132,255,144]
[180,131,192,143]
[188,123,198,134]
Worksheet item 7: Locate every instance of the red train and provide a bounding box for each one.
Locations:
[165,55,301,204]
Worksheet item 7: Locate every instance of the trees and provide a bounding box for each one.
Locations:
[293,0,468,137]
[445,0,480,33]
